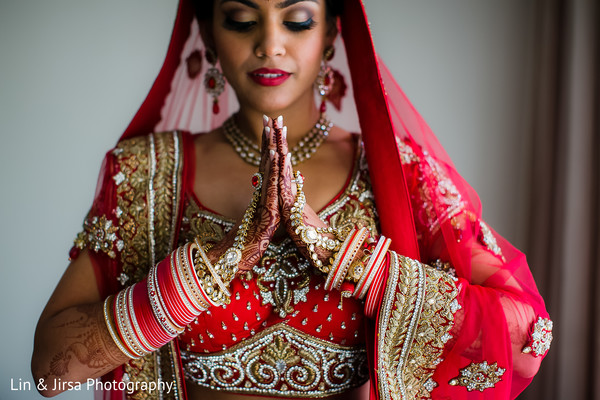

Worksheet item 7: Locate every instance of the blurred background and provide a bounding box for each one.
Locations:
[0,0,597,398]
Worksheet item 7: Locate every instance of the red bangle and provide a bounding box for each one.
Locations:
[364,253,389,319]
[133,280,171,347]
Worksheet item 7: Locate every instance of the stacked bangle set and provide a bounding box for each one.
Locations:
[104,173,262,358]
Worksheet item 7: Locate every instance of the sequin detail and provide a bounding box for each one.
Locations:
[253,238,311,318]
[180,324,368,397]
[74,215,124,259]
[449,361,506,392]
[478,221,506,261]
[522,317,553,357]
[377,253,460,399]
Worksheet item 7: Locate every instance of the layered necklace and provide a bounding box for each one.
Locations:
[223,114,333,167]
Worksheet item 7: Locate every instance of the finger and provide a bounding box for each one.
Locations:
[259,116,273,173]
[273,115,284,153]
[278,126,289,167]
[261,148,277,201]
[279,152,296,210]
[284,152,296,198]
[265,149,280,211]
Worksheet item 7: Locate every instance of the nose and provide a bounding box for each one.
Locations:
[254,20,286,59]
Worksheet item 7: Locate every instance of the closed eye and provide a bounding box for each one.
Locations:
[283,18,316,32]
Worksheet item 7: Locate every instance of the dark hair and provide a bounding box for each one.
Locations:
[193,0,343,22]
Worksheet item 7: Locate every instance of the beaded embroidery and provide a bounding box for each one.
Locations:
[377,254,460,400]
[253,238,312,318]
[180,324,368,397]
[478,221,506,262]
[74,215,124,259]
[449,361,506,392]
[522,317,553,357]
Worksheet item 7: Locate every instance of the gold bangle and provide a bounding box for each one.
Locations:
[103,295,137,359]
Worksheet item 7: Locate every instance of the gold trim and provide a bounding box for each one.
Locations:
[180,323,368,398]
[110,132,185,400]
[377,254,460,399]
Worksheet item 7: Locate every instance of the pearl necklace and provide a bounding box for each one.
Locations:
[223,114,332,167]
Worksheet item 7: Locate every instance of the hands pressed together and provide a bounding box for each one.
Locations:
[210,115,336,275]
[76,116,388,366]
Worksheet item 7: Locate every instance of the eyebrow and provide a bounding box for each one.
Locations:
[220,0,259,9]
[276,0,319,9]
[220,0,319,9]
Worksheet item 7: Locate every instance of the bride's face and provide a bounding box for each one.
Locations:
[209,0,335,115]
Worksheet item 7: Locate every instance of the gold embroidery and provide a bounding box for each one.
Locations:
[181,200,232,244]
[397,138,466,239]
[522,317,553,357]
[108,132,184,400]
[396,137,420,164]
[321,143,378,237]
[377,254,460,399]
[449,361,506,392]
[180,324,368,397]
[74,215,124,259]
[113,135,151,283]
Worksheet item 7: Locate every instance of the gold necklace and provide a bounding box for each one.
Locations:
[223,114,332,166]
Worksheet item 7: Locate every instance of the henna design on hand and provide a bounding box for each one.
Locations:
[42,303,127,382]
[274,120,335,268]
[208,116,281,273]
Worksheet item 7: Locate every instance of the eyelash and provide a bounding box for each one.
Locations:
[223,17,316,33]
[284,18,316,32]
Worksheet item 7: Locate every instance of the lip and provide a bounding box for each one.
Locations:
[248,68,291,86]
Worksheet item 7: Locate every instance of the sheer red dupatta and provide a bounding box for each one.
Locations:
[84,0,549,398]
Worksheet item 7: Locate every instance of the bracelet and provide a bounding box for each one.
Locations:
[364,252,391,318]
[181,243,212,310]
[147,258,183,336]
[103,295,137,359]
[127,283,155,353]
[291,171,345,271]
[114,287,146,358]
[194,237,230,297]
[326,227,370,291]
[210,172,262,283]
[133,280,171,347]
[354,236,391,299]
[174,244,207,313]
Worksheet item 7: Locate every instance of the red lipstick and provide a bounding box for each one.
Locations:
[248,68,291,86]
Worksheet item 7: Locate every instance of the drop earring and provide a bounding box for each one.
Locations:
[204,48,226,115]
[315,46,335,113]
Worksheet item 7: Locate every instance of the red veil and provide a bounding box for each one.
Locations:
[86,0,550,398]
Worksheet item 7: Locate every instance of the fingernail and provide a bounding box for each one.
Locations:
[270,149,275,157]
[263,115,269,126]
[286,152,292,161]
[277,115,283,126]
[264,126,270,134]
[282,126,287,140]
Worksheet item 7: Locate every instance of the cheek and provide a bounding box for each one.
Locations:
[214,37,248,80]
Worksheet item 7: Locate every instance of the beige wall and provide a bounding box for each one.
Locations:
[0,1,535,398]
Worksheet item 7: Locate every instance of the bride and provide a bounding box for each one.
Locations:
[32,1,551,399]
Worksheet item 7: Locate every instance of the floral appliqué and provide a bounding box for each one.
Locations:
[522,317,553,357]
[74,215,124,259]
[449,361,506,392]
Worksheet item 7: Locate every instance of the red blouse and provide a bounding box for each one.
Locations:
[176,143,376,396]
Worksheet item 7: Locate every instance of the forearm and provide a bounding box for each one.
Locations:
[32,302,129,397]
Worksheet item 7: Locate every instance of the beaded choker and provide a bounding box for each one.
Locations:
[223,114,332,166]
